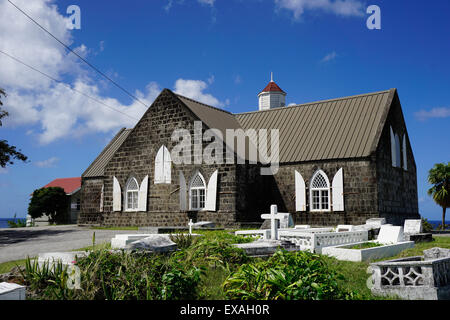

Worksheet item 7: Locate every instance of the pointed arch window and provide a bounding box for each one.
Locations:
[189,172,206,211]
[155,146,172,184]
[125,177,139,211]
[310,170,331,212]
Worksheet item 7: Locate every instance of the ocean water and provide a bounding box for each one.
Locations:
[0,218,13,228]
[0,218,27,228]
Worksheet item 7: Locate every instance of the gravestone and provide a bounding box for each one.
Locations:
[38,251,88,268]
[193,221,215,229]
[336,225,354,232]
[279,213,294,229]
[294,225,311,229]
[261,205,285,240]
[366,218,386,228]
[404,219,423,234]
[0,282,26,300]
[126,234,177,252]
[377,225,404,244]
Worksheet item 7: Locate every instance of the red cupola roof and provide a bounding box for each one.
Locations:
[260,81,286,94]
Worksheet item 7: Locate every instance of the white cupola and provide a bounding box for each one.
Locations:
[258,73,286,111]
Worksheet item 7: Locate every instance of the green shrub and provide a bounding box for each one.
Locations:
[169,233,195,249]
[173,238,249,269]
[20,257,76,300]
[21,249,204,300]
[421,218,434,232]
[223,250,358,300]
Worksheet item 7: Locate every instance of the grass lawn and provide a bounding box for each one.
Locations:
[0,259,27,274]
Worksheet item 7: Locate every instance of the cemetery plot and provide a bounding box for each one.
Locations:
[322,225,414,262]
[370,248,450,300]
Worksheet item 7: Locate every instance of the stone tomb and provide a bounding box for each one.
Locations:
[322,225,414,262]
[111,234,153,249]
[38,251,89,268]
[403,219,433,243]
[126,234,177,252]
[0,282,26,300]
[371,247,450,300]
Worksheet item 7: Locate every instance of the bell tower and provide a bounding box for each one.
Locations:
[258,73,286,111]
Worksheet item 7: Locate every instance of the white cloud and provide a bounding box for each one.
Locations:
[275,0,364,20]
[0,1,224,145]
[174,78,224,107]
[414,107,450,122]
[198,0,215,6]
[321,51,337,63]
[34,156,59,168]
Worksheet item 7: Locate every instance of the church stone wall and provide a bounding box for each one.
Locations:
[375,96,420,225]
[79,178,104,225]
[242,160,380,227]
[80,90,242,228]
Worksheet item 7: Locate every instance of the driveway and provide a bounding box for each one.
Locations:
[0,225,140,263]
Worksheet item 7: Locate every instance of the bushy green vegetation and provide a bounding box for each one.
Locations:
[224,250,358,300]
[9,231,450,301]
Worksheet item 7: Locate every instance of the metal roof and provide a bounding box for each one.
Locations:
[82,128,132,178]
[82,89,395,177]
[235,89,394,163]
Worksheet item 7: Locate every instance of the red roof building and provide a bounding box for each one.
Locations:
[42,177,81,195]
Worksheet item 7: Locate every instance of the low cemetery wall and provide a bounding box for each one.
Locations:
[370,250,450,300]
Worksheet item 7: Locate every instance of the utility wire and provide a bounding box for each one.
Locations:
[0,49,140,121]
[7,0,149,110]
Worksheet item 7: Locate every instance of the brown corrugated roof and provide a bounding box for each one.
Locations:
[82,128,132,178]
[83,89,395,176]
[176,94,242,134]
[235,89,394,163]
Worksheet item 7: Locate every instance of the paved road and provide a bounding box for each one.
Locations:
[0,225,141,263]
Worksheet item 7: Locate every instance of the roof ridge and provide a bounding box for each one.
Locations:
[82,127,129,177]
[175,93,233,115]
[235,89,394,116]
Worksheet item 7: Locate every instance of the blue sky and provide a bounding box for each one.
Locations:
[0,0,449,220]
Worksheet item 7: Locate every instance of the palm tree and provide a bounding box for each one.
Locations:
[427,163,450,230]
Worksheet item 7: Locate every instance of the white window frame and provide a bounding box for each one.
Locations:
[125,177,139,212]
[189,172,206,211]
[309,170,331,212]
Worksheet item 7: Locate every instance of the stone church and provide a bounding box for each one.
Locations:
[79,78,420,228]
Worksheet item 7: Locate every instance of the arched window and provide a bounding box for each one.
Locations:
[155,145,172,184]
[310,170,331,212]
[189,172,206,211]
[125,177,139,211]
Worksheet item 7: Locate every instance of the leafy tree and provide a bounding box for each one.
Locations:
[427,162,450,230]
[0,88,28,167]
[28,187,69,224]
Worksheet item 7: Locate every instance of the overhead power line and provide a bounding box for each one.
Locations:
[7,0,149,110]
[0,49,140,121]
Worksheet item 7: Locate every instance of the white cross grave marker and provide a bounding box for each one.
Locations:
[261,205,285,240]
[188,219,194,235]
